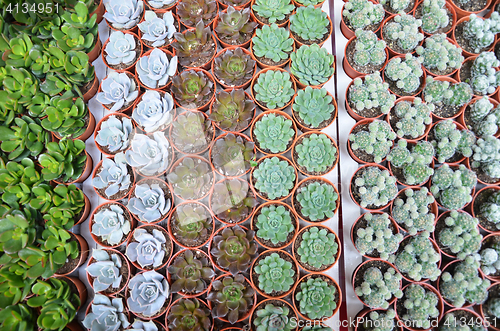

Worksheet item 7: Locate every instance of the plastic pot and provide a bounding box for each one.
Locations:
[249,36,295,69]
[86,248,131,296]
[105,7,145,33]
[386,96,432,142]
[125,270,171,320]
[135,48,177,91]
[351,212,400,259]
[250,110,297,155]
[250,67,297,111]
[353,308,404,331]
[211,47,256,90]
[132,91,177,134]
[92,158,135,201]
[380,14,423,56]
[421,37,461,77]
[51,111,95,142]
[448,0,492,19]
[459,97,500,138]
[349,163,394,211]
[90,0,105,23]
[178,29,217,70]
[389,187,438,234]
[429,164,476,210]
[178,2,219,29]
[52,151,93,185]
[167,201,214,249]
[89,202,136,249]
[345,77,386,121]
[290,86,337,132]
[81,73,99,102]
[94,112,136,156]
[395,234,442,283]
[126,224,173,271]
[423,77,461,119]
[87,33,102,63]
[292,0,325,8]
[54,232,89,276]
[56,276,87,311]
[75,191,91,227]
[127,177,173,225]
[291,177,340,223]
[291,131,339,176]
[387,156,434,188]
[472,186,500,233]
[437,308,486,330]
[452,16,497,57]
[456,56,500,98]
[213,9,256,48]
[138,12,179,50]
[340,0,382,39]
[97,72,141,114]
[102,31,142,73]
[172,69,216,111]
[144,0,177,12]
[479,282,500,331]
[347,119,386,164]
[288,9,332,48]
[169,110,215,154]
[165,298,213,331]
[416,0,456,37]
[168,155,215,202]
[217,0,251,9]
[209,132,255,178]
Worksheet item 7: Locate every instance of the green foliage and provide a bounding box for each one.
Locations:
[349,72,396,115]
[290,44,334,86]
[353,166,398,209]
[355,213,403,260]
[38,226,79,271]
[0,303,36,331]
[416,33,463,72]
[172,21,214,68]
[387,140,435,185]
[0,158,42,209]
[421,0,449,34]
[253,303,294,331]
[351,30,387,67]
[424,78,473,107]
[253,113,295,154]
[355,266,403,309]
[295,133,336,173]
[255,204,294,245]
[209,89,255,133]
[342,0,384,30]
[478,190,500,230]
[438,210,482,260]
[384,13,423,52]
[348,120,396,163]
[253,69,295,109]
[253,157,296,200]
[392,187,436,235]
[0,209,36,258]
[212,47,255,87]
[297,226,338,269]
[384,54,424,94]
[48,48,94,85]
[468,52,500,96]
[167,298,212,331]
[0,115,49,161]
[401,284,440,329]
[296,181,338,222]
[252,0,294,23]
[472,136,500,178]
[469,97,500,137]
[289,6,329,41]
[254,253,295,294]
[430,120,475,163]
[41,96,88,138]
[38,138,87,183]
[252,24,293,63]
[431,164,476,210]
[293,86,335,128]
[296,277,338,320]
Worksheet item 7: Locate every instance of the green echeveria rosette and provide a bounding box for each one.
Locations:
[253,203,296,248]
[252,156,297,201]
[293,132,337,175]
[252,69,296,110]
[253,112,296,154]
[294,276,339,320]
[294,180,338,222]
[292,86,336,129]
[291,44,335,87]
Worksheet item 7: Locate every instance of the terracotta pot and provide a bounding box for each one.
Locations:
[430,164,476,210]
[102,31,142,73]
[453,16,497,57]
[90,0,105,23]
[250,110,297,155]
[97,72,141,114]
[480,233,500,281]
[472,186,500,233]
[292,63,333,89]
[178,2,219,29]
[208,224,254,274]
[165,298,214,331]
[87,33,102,63]
[177,29,217,70]
[432,210,479,259]
[172,69,216,111]
[292,273,342,321]
[250,67,297,111]
[448,0,492,19]
[293,224,341,273]
[89,202,136,248]
[340,0,382,39]
[290,86,338,132]
[421,37,461,77]
[50,111,95,142]
[249,154,298,202]
[167,201,214,249]
[217,0,252,9]
[349,163,395,211]
[54,232,89,276]
[250,201,299,250]
[128,137,173,178]
[92,158,135,201]
[105,6,145,33]
[353,308,404,331]
[479,282,500,331]
[168,155,215,202]
[86,248,131,296]
[347,119,389,164]
[127,177,173,224]
[94,112,136,156]
[125,270,171,320]
[291,132,339,177]
[351,259,402,308]
[250,0,292,28]
[416,0,457,37]
[291,177,340,223]
[381,0,418,15]
[288,10,332,48]
[389,187,438,233]
[396,234,442,283]
[426,120,468,165]
[208,132,255,177]
[394,282,444,331]
[459,97,500,138]
[211,47,256,90]
[386,96,432,142]
[135,48,177,91]
[456,56,500,98]
[248,298,298,330]
[345,77,386,121]
[126,224,173,271]
[249,249,299,299]
[138,13,179,50]
[383,56,426,98]
[52,151,93,185]
[57,276,87,310]
[387,156,434,188]
[207,90,255,133]
[65,322,85,331]
[169,110,214,154]
[75,192,91,227]
[249,36,295,69]
[144,0,177,12]
[381,14,424,57]
[132,91,177,134]
[292,0,325,8]
[81,74,99,102]
[213,9,255,48]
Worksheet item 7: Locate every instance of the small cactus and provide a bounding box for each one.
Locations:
[416,33,463,74]
[391,98,433,139]
[354,213,403,260]
[348,120,396,163]
[391,187,436,235]
[384,54,424,95]
[348,72,397,116]
[384,13,423,53]
[342,0,385,31]
[430,164,477,210]
[351,29,387,68]
[387,140,435,186]
[437,210,482,260]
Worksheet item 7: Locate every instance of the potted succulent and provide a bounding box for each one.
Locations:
[430,164,477,210]
[347,119,396,164]
[43,184,90,230]
[387,97,433,142]
[453,14,498,57]
[45,228,89,277]
[212,47,256,89]
[177,0,219,28]
[86,248,130,296]
[423,78,472,119]
[289,6,332,47]
[472,186,500,232]
[210,132,255,177]
[457,52,500,98]
[209,90,256,133]
[352,259,403,309]
[210,178,257,224]
[449,0,492,18]
[480,282,500,331]
[171,69,216,111]
[127,178,173,224]
[126,270,170,319]
[0,116,50,162]
[478,233,500,281]
[343,30,388,79]
[92,153,134,200]
[83,294,130,331]
[349,164,398,211]
[251,68,296,111]
[145,0,178,12]
[293,274,341,321]
[291,86,337,132]
[379,0,417,14]
[470,136,500,185]
[168,202,214,249]
[170,111,215,154]
[460,97,500,138]
[94,113,135,156]
[90,202,134,248]
[171,21,217,70]
[96,71,140,113]
[351,212,403,260]
[125,132,173,177]
[437,309,487,331]
[415,0,456,36]
[125,224,173,270]
[354,309,400,331]
[387,140,435,186]
[250,250,298,299]
[132,90,175,134]
[381,13,423,56]
[167,156,215,201]
[292,177,339,223]
[136,48,177,90]
[102,31,142,72]
[383,54,425,97]
[250,155,297,201]
[165,298,212,331]
[217,0,251,9]
[103,0,144,31]
[291,132,338,176]
[250,0,295,26]
[251,201,298,250]
[340,0,385,39]
[251,23,295,68]
[214,6,258,48]
[293,225,340,272]
[415,34,463,77]
[249,298,298,331]
[427,120,475,165]
[390,187,437,235]
[138,11,177,48]
[291,44,335,88]
[251,111,297,155]
[0,305,36,331]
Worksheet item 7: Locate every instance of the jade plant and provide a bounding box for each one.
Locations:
[0,304,35,331]
[420,0,449,34]
[127,271,169,317]
[348,120,396,163]
[212,47,255,87]
[210,179,257,223]
[479,243,500,276]
[210,225,258,275]
[252,0,294,23]
[289,6,329,42]
[0,115,49,162]
[379,0,411,12]
[168,249,215,294]
[399,284,440,329]
[467,97,500,137]
[293,86,335,129]
[39,225,80,273]
[127,183,172,223]
[41,96,89,139]
[211,132,255,176]
[125,132,171,177]
[136,48,177,89]
[43,184,86,229]
[86,249,123,293]
[253,303,294,331]
[0,158,42,209]
[171,111,212,154]
[254,253,295,294]
[295,133,336,174]
[104,31,137,67]
[126,228,167,269]
[296,277,338,320]
[348,72,396,116]
[176,0,218,27]
[253,113,295,154]
[387,140,435,185]
[167,298,212,331]
[38,138,87,183]
[172,21,215,68]
[96,71,139,112]
[0,262,36,307]
[83,294,130,331]
[354,213,403,260]
[138,11,176,47]
[430,120,475,163]
[355,266,403,309]
[384,54,424,95]
[471,136,500,179]
[207,274,255,324]
[93,153,132,198]
[0,209,36,259]
[391,98,433,139]
[437,211,482,260]
[291,44,335,86]
[416,33,463,74]
[103,0,144,30]
[440,255,489,307]
[362,310,396,331]
[352,166,398,209]
[95,115,133,154]
[171,70,214,109]
[253,69,295,109]
[170,203,212,247]
[255,204,294,246]
[215,7,258,45]
[209,90,255,132]
[132,90,174,133]
[389,231,441,281]
[392,187,436,235]
[252,24,294,64]
[430,164,477,210]
[350,30,387,69]
[342,0,385,31]
[466,52,500,96]
[91,204,131,246]
[296,181,338,222]
[463,14,498,54]
[297,226,338,269]
[384,13,423,53]
[253,157,296,200]
[167,157,213,200]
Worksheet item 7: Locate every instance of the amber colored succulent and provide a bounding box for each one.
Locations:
[167,249,216,294]
[177,0,218,27]
[209,89,255,132]
[211,132,255,176]
[172,21,215,68]
[172,70,214,109]
[211,179,257,223]
[215,7,258,44]
[213,47,255,87]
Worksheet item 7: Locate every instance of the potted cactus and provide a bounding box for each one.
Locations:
[293,274,341,321]
[96,72,140,113]
[214,6,258,48]
[390,187,437,235]
[460,97,500,138]
[251,68,296,111]
[289,6,332,47]
[250,155,297,201]
[472,186,500,232]
[212,47,256,89]
[291,132,338,176]
[293,225,340,272]
[379,0,417,14]
[480,282,500,331]
[138,10,177,48]
[172,21,217,69]
[449,0,492,18]
[168,202,214,249]
[92,154,134,200]
[170,111,215,154]
[423,77,472,119]
[414,0,455,36]
[415,34,463,77]
[90,202,134,248]
[167,156,215,201]
[458,52,500,97]
[437,309,487,331]
[250,0,294,26]
[478,233,500,281]
[127,178,173,224]
[251,23,295,68]
[165,297,212,331]
[125,224,173,270]
[291,177,339,223]
[249,298,298,331]
[94,113,135,156]
[453,14,498,57]
[349,164,398,211]
[430,164,477,210]
[291,86,337,132]
[347,119,396,164]
[387,140,435,186]
[86,248,130,296]
[387,97,433,141]
[132,90,175,134]
[470,136,500,185]
[343,30,388,78]
[251,111,297,155]
[210,132,255,177]
[251,201,298,250]
[209,90,256,133]
[210,178,257,224]
[136,48,177,90]
[383,54,425,97]
[291,44,335,89]
[340,0,385,39]
[354,309,400,331]
[102,31,142,72]
[428,120,475,165]
[381,13,423,55]
[177,0,219,28]
[171,69,216,111]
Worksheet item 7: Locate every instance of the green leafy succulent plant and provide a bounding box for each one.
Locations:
[38,225,80,272]
[38,138,87,183]
[171,111,213,154]
[215,7,257,44]
[253,69,295,110]
[252,0,294,24]
[293,86,335,129]
[437,210,482,260]
[172,21,215,68]
[430,164,476,210]
[254,252,295,294]
[0,208,37,259]
[296,277,338,320]
[295,133,337,174]
[297,226,338,269]
[167,157,213,200]
[171,203,212,247]
[41,96,89,138]
[210,179,257,223]
[172,70,214,109]
[0,304,36,331]
[168,249,216,295]
[296,181,338,222]
[253,303,294,331]
[355,265,403,309]
[291,44,335,86]
[354,213,403,260]
[253,112,295,154]
[252,24,294,64]
[0,115,49,162]
[289,6,329,42]
[167,298,212,331]
[211,132,255,176]
[0,158,42,209]
[252,156,296,200]
[348,120,396,163]
[42,184,85,230]
[213,47,255,87]
[255,204,294,246]
[210,89,255,132]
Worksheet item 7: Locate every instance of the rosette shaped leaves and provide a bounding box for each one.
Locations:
[207,274,255,324]
[148,0,177,8]
[254,113,295,153]
[129,320,158,331]
[138,11,176,47]
[103,0,144,29]
[126,228,167,268]
[167,157,213,200]
[96,72,139,112]
[211,132,255,176]
[171,70,214,108]
[86,249,123,292]
[253,70,295,109]
[211,225,258,274]
[254,253,295,294]
[293,87,335,128]
[295,133,337,173]
[93,153,132,197]
[168,249,216,294]
[127,271,169,317]
[255,204,294,245]
[82,294,130,331]
[136,48,177,89]
[125,132,171,176]
[171,112,212,154]
[296,182,338,221]
[132,91,174,132]
[92,204,131,245]
[253,157,296,200]
[171,203,212,245]
[252,24,294,63]
[290,6,329,41]
[215,7,258,44]
[252,0,294,23]
[210,90,255,132]
[167,298,212,331]
[172,21,214,67]
[253,304,294,331]
[213,47,255,87]
[104,31,137,66]
[291,44,334,86]
[297,226,338,269]
[211,179,257,223]
[127,183,172,223]
[296,277,337,320]
[177,0,218,27]
[95,116,133,153]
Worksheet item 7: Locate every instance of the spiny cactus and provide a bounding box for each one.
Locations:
[384,13,423,53]
[348,120,396,163]
[392,98,433,139]
[352,166,398,209]
[467,52,500,96]
[430,120,476,163]
[479,242,500,276]
[355,265,403,309]
[463,14,496,54]
[468,97,500,137]
[437,210,482,260]
[379,0,411,13]
[439,312,487,331]
[342,0,385,31]
[354,213,403,260]
[384,54,424,95]
[400,284,440,329]
[420,0,449,34]
[351,29,387,69]
[431,164,477,210]
[471,136,500,179]
[348,72,396,116]
[477,190,500,230]
[362,310,397,331]
[387,140,435,186]
[424,78,473,108]
[392,187,436,235]
[416,33,463,74]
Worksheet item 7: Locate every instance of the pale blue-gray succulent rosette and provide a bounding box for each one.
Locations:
[127,182,172,223]
[91,204,131,246]
[96,72,139,112]
[86,249,123,292]
[136,48,178,89]
[95,115,133,153]
[93,153,132,197]
[105,31,137,66]
[126,228,167,268]
[127,270,169,317]
[132,90,174,133]
[125,132,171,176]
[104,0,144,30]
[129,320,158,331]
[83,294,130,331]
[138,11,176,47]
[147,0,176,8]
